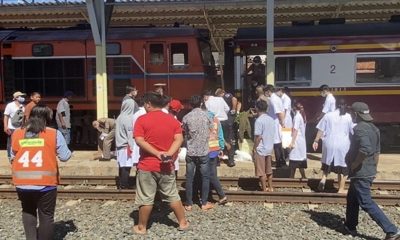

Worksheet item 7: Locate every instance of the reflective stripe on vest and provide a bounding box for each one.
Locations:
[13,171,57,180]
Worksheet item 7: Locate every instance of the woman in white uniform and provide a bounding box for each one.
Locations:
[313,99,353,194]
[288,102,307,179]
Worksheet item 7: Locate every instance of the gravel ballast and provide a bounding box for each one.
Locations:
[0,199,399,240]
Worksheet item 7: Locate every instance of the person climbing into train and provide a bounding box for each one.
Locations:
[11,104,72,240]
[245,56,265,87]
[313,99,353,194]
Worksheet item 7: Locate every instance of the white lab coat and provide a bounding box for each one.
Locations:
[289,112,307,161]
[281,93,293,128]
[267,93,284,144]
[316,109,353,167]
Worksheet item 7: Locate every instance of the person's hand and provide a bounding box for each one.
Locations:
[4,127,11,135]
[312,141,319,151]
[288,142,295,149]
[61,124,67,129]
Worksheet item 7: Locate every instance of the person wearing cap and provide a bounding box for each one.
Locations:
[245,55,265,87]
[344,102,400,239]
[4,91,26,160]
[3,91,26,160]
[56,91,73,145]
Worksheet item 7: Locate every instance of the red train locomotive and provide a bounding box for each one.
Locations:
[0,26,217,147]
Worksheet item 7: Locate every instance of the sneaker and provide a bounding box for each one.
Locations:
[343,225,357,237]
[385,230,400,240]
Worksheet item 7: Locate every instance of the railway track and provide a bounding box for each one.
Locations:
[1,175,400,205]
[0,175,399,191]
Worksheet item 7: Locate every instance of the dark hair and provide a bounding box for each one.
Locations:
[190,95,202,108]
[283,87,290,94]
[319,84,330,92]
[293,102,307,124]
[202,89,213,97]
[136,96,144,107]
[337,98,348,116]
[64,91,74,97]
[263,84,275,93]
[25,104,53,135]
[30,92,41,97]
[255,99,268,112]
[125,86,136,94]
[143,91,168,108]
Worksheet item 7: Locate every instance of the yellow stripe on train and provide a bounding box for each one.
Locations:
[291,89,400,97]
[275,43,400,52]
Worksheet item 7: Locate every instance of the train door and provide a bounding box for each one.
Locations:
[145,42,168,93]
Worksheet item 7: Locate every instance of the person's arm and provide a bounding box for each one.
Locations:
[104,119,110,133]
[290,128,298,149]
[277,112,285,127]
[3,115,10,135]
[231,97,238,114]
[253,135,262,156]
[312,130,324,151]
[135,136,164,160]
[166,133,184,157]
[56,130,72,161]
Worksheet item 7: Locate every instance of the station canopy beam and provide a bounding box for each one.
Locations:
[1,0,400,51]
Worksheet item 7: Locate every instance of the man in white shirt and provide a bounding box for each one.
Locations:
[56,91,73,145]
[317,84,336,121]
[281,87,293,128]
[264,85,286,167]
[3,91,26,161]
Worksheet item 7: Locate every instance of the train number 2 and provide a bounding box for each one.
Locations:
[330,65,336,74]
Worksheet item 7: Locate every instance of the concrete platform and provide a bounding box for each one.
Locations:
[1,151,399,180]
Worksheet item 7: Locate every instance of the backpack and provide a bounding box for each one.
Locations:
[11,108,24,128]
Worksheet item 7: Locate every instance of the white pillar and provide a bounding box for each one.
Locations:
[266,0,275,85]
[234,47,242,90]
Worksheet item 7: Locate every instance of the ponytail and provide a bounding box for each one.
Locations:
[294,102,307,124]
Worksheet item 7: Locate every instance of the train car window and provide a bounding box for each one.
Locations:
[32,44,53,57]
[150,44,164,65]
[110,57,131,96]
[356,56,400,84]
[11,59,85,97]
[275,57,311,86]
[170,43,188,67]
[106,43,121,55]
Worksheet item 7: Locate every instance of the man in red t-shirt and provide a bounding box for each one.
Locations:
[133,92,189,235]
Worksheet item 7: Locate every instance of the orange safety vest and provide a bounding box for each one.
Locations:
[11,127,59,186]
[209,117,220,152]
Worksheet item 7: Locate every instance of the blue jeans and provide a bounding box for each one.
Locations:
[345,177,398,234]
[209,157,225,199]
[185,155,210,206]
[6,129,15,161]
[58,128,71,145]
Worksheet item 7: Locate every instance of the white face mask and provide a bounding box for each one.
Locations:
[16,96,25,103]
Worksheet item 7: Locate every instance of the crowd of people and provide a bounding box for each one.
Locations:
[4,79,400,239]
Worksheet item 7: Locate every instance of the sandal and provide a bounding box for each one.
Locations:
[184,205,192,211]
[201,202,214,211]
[178,222,191,231]
[218,197,228,205]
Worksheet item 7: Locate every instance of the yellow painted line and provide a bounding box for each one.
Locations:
[275,43,400,52]
[292,89,400,97]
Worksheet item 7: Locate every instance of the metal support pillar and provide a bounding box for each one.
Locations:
[233,47,243,90]
[87,0,108,119]
[266,0,275,85]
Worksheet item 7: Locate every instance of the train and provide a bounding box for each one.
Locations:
[0,26,217,148]
[224,20,400,152]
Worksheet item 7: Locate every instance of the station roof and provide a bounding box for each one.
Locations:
[0,0,400,51]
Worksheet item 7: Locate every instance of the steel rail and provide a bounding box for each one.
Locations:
[1,175,399,191]
[0,188,399,205]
